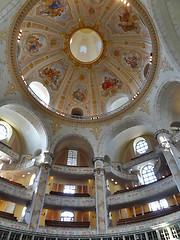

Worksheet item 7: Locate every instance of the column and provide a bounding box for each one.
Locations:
[155,129,180,192]
[93,157,108,234]
[28,152,53,231]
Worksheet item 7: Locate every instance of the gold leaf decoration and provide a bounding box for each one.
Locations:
[50,121,62,135]
[4,81,17,96]
[90,126,101,140]
[0,30,8,42]
[161,57,173,72]
[139,100,150,115]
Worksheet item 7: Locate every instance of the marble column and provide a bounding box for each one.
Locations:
[155,129,180,192]
[28,152,53,231]
[93,157,108,234]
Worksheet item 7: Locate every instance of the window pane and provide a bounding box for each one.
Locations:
[136,140,148,154]
[63,185,75,194]
[67,150,77,166]
[141,164,157,185]
[61,211,74,222]
[0,124,8,140]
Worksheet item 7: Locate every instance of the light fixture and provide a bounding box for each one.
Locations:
[28,172,30,175]
[111,179,114,181]
[115,182,117,184]
[22,175,25,177]
[162,176,165,178]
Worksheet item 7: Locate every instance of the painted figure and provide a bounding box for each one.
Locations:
[118,6,139,33]
[102,76,122,90]
[72,84,87,102]
[40,67,61,89]
[27,35,43,53]
[41,0,65,17]
[123,50,141,69]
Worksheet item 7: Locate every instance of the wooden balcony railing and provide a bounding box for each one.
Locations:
[45,220,90,228]
[0,211,17,221]
[117,205,180,225]
[50,191,90,197]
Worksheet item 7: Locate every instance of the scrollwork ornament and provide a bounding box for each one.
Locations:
[139,100,150,115]
[50,121,62,135]
[90,126,101,140]
[4,81,18,96]
[161,57,174,73]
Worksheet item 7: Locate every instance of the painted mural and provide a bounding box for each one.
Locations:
[39,60,67,90]
[26,34,47,53]
[72,84,87,102]
[99,68,122,97]
[122,49,141,69]
[106,6,141,35]
[36,0,72,25]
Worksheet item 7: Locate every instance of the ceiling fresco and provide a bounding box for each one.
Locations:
[16,0,153,117]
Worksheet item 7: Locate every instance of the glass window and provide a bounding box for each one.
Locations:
[60,211,74,222]
[149,198,169,212]
[0,124,8,141]
[29,81,50,105]
[67,150,77,166]
[141,164,157,185]
[63,185,75,194]
[136,139,148,154]
[80,45,87,54]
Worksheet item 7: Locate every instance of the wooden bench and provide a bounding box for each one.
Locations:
[45,220,90,228]
[0,211,17,221]
[50,191,90,197]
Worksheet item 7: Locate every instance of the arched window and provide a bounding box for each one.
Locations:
[67,150,77,166]
[29,81,50,105]
[141,164,157,185]
[149,198,169,212]
[0,124,8,141]
[0,121,12,142]
[61,211,74,222]
[134,138,148,155]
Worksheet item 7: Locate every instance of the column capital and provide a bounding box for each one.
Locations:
[40,162,52,174]
[154,129,170,139]
[93,157,105,163]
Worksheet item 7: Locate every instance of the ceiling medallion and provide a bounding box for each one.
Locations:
[64,26,106,67]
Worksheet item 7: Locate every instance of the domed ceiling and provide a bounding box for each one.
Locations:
[15,0,156,119]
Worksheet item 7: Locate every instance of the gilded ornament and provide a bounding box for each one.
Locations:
[90,126,101,140]
[50,121,62,135]
[161,57,174,73]
[0,30,8,42]
[139,100,150,115]
[4,81,17,96]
